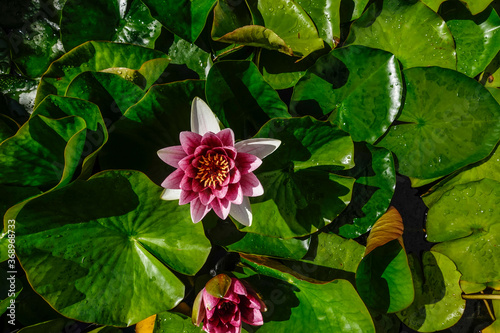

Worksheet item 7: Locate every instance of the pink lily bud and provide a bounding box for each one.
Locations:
[192,274,267,333]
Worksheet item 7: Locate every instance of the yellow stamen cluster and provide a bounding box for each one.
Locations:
[196,153,230,188]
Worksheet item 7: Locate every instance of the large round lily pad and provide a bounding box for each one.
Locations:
[345,0,456,69]
[291,45,402,143]
[9,170,211,326]
[427,178,500,289]
[376,66,500,179]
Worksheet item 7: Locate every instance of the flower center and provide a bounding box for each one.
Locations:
[196,153,230,188]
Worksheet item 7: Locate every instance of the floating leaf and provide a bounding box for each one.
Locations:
[166,35,212,80]
[136,314,157,333]
[211,0,253,40]
[35,41,168,107]
[296,0,341,47]
[445,5,500,77]
[291,45,402,143]
[237,117,355,238]
[0,115,86,188]
[154,312,205,332]
[376,66,500,179]
[427,179,500,289]
[302,232,365,273]
[355,208,413,313]
[66,71,146,124]
[206,60,290,139]
[397,252,465,332]
[345,0,456,69]
[141,0,216,42]
[61,0,162,51]
[8,170,211,326]
[239,255,376,332]
[0,75,38,115]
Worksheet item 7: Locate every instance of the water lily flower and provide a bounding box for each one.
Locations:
[158,97,280,226]
[192,274,266,333]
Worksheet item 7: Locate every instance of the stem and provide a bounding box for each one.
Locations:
[484,299,496,322]
[462,294,500,300]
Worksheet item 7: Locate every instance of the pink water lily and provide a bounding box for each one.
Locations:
[158,97,280,226]
[192,274,266,333]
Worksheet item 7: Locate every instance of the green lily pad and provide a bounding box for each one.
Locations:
[141,0,216,43]
[10,19,65,78]
[65,71,146,124]
[249,0,324,58]
[291,45,402,143]
[376,66,500,179]
[166,35,212,80]
[0,75,38,114]
[295,0,341,47]
[8,170,211,326]
[237,117,355,238]
[427,179,500,289]
[206,60,290,139]
[99,80,205,184]
[356,239,413,313]
[459,0,494,15]
[154,312,204,332]
[206,220,310,260]
[238,255,376,332]
[355,208,412,313]
[302,232,365,273]
[445,5,500,77]
[0,114,86,188]
[0,114,18,142]
[423,142,500,207]
[345,0,456,69]
[35,41,168,107]
[397,252,465,332]
[334,143,396,238]
[32,95,108,179]
[61,0,162,51]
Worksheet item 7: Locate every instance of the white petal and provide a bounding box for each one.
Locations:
[229,197,252,226]
[235,138,281,159]
[160,188,182,201]
[191,97,220,135]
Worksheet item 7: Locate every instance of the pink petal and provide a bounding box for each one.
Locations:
[226,184,243,204]
[242,292,263,309]
[178,155,193,170]
[216,128,235,147]
[229,311,241,328]
[161,168,184,189]
[157,146,187,167]
[180,174,192,191]
[231,279,247,296]
[229,197,252,226]
[185,165,198,178]
[230,168,241,184]
[235,138,281,159]
[212,185,228,199]
[240,173,264,197]
[211,198,231,220]
[179,190,198,205]
[160,189,182,201]
[203,289,221,313]
[191,97,220,135]
[199,189,215,205]
[201,132,223,147]
[191,198,211,223]
[236,153,262,174]
[194,145,210,157]
[180,131,202,155]
[241,307,263,326]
